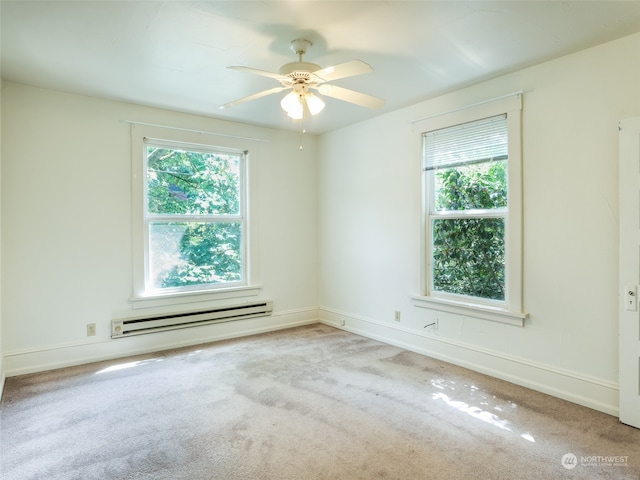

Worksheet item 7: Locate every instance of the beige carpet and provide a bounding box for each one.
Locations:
[1,324,639,479]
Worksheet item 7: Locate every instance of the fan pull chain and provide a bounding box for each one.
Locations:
[299,119,306,150]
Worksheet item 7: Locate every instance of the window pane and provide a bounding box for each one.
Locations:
[434,159,507,211]
[432,218,505,300]
[146,146,241,215]
[149,222,243,290]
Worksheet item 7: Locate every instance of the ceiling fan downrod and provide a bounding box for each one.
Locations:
[290,38,312,61]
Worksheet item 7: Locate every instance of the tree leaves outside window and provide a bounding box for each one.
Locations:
[145,145,244,290]
[431,160,507,301]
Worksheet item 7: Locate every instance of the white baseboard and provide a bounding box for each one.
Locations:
[0,366,5,402]
[319,307,619,417]
[4,306,620,417]
[3,308,319,377]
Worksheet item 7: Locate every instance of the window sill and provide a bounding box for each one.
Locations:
[411,295,528,327]
[130,285,263,310]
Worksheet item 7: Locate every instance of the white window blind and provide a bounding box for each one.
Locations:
[423,114,508,171]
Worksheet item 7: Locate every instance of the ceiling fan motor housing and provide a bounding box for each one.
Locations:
[279,62,322,76]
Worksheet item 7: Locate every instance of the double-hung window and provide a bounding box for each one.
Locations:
[414,95,525,325]
[144,140,246,292]
[426,114,508,301]
[131,124,260,306]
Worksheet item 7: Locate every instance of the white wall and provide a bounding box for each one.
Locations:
[1,84,318,375]
[318,33,640,415]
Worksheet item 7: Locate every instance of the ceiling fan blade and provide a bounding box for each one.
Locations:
[312,60,373,83]
[315,84,385,110]
[219,86,288,109]
[227,65,286,81]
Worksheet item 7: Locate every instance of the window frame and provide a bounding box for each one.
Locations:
[412,95,527,326]
[130,124,261,308]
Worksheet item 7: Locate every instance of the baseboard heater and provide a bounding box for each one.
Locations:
[111,301,273,338]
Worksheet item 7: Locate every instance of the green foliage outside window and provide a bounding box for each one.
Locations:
[432,160,507,300]
[147,147,240,216]
[146,146,243,290]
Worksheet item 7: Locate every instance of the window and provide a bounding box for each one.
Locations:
[144,140,246,292]
[413,95,525,325]
[425,114,508,302]
[131,124,260,306]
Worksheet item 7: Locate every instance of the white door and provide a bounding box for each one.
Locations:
[619,116,640,428]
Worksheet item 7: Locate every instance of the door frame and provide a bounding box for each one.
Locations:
[619,116,640,428]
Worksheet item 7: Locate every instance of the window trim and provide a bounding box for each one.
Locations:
[413,94,527,325]
[131,124,260,307]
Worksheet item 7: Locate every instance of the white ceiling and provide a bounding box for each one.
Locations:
[3,1,640,135]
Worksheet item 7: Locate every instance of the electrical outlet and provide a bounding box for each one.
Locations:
[394,311,401,322]
[87,323,96,336]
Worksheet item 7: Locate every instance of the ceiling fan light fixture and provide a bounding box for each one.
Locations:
[305,92,325,116]
[281,91,304,119]
[280,91,325,119]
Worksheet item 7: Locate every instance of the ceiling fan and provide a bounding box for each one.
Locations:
[220,39,385,119]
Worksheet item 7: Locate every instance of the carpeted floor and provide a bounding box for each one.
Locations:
[1,324,639,479]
